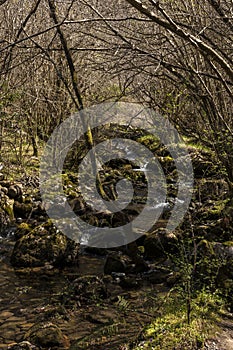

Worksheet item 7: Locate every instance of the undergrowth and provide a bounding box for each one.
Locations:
[132,289,224,350]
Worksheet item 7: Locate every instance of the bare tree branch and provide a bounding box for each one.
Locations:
[126,0,233,80]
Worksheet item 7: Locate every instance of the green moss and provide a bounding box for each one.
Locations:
[43,218,56,230]
[199,239,215,255]
[185,139,213,153]
[11,220,79,268]
[61,173,70,186]
[3,201,14,220]
[18,222,31,231]
[223,241,233,247]
[133,290,223,350]
[137,134,160,152]
[202,200,228,220]
[209,200,226,214]
[137,246,145,255]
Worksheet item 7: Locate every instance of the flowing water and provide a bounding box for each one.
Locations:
[0,231,159,349]
[0,231,106,348]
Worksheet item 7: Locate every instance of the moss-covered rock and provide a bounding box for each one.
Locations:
[200,200,227,221]
[0,192,14,232]
[189,147,219,178]
[196,239,233,289]
[24,322,70,349]
[195,179,228,202]
[0,207,10,231]
[11,220,79,268]
[14,222,32,240]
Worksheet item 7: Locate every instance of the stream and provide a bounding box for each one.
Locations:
[0,230,102,347]
[0,230,162,349]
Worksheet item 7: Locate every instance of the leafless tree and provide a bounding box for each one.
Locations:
[0,0,232,190]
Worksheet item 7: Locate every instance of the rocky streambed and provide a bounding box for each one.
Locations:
[0,231,172,350]
[0,159,181,349]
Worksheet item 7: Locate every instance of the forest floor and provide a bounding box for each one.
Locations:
[205,315,233,350]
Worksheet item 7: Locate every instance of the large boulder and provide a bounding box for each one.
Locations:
[189,147,219,178]
[104,252,131,275]
[61,275,109,306]
[144,228,178,260]
[213,242,233,288]
[10,220,79,268]
[24,322,70,349]
[196,240,233,288]
[13,201,33,219]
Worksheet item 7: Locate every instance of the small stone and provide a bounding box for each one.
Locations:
[86,309,117,325]
[0,344,9,349]
[8,185,23,200]
[0,186,8,194]
[0,311,14,319]
[72,275,109,303]
[0,181,11,188]
[7,341,36,350]
[119,276,142,289]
